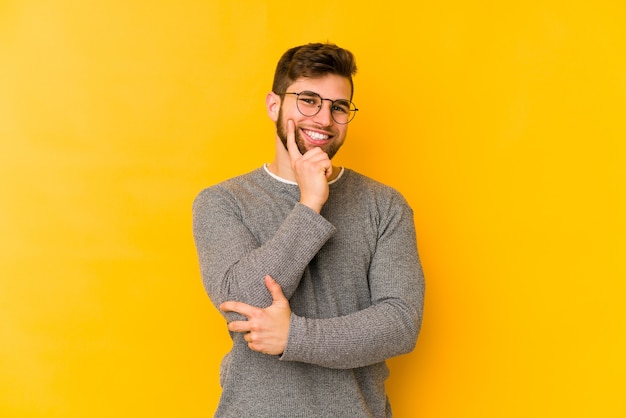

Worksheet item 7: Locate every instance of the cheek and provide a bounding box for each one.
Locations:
[336,127,348,142]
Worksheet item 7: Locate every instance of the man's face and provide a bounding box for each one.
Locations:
[276,74,352,160]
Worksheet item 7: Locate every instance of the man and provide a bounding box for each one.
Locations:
[192,42,425,417]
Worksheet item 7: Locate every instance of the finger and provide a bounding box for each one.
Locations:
[227,320,251,333]
[302,148,331,168]
[299,148,331,172]
[220,301,255,318]
[299,145,325,160]
[324,165,333,179]
[297,149,332,178]
[286,120,302,162]
[264,275,288,303]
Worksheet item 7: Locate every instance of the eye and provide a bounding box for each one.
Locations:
[298,92,321,106]
[300,97,317,105]
[332,101,351,114]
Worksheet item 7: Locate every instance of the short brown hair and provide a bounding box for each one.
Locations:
[272,43,357,99]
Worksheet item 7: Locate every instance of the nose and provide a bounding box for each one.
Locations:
[311,99,334,126]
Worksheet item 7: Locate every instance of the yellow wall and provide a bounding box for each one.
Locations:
[1,1,624,417]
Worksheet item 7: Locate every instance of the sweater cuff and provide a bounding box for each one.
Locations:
[279,312,305,363]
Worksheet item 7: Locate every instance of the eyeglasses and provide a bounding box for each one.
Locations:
[281,91,358,124]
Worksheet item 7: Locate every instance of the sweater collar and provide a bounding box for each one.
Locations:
[263,164,345,186]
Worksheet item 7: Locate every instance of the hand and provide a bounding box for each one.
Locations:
[219,275,291,356]
[286,120,332,213]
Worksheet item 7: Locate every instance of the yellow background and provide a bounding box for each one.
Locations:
[1,1,624,417]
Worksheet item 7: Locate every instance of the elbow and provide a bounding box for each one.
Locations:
[396,306,423,356]
[397,324,419,356]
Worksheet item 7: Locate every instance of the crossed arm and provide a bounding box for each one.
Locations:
[214,200,424,369]
[193,120,424,369]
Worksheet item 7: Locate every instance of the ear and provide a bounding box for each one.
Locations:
[266,92,281,122]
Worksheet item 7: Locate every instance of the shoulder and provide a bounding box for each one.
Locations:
[339,169,411,208]
[193,168,266,210]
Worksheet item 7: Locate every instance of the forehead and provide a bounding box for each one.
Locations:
[287,74,352,100]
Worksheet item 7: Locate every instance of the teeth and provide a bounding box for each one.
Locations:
[304,130,329,141]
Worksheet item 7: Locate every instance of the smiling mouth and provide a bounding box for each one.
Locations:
[302,129,330,141]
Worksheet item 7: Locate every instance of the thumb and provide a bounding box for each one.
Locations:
[264,275,287,304]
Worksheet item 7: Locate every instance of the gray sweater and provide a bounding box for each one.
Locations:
[192,166,425,417]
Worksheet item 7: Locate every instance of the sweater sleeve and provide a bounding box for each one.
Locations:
[280,195,425,369]
[192,186,336,317]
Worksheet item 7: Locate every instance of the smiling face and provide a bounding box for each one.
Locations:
[274,74,352,160]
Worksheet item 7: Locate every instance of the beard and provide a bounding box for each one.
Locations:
[276,106,343,160]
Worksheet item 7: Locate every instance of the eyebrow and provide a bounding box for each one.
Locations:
[301,90,350,102]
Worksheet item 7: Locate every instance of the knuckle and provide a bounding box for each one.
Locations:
[250,310,264,320]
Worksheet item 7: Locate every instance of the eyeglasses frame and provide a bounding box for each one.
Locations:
[279,91,358,124]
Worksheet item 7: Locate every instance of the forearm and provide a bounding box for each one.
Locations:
[193,200,335,310]
[280,299,423,369]
[280,194,425,369]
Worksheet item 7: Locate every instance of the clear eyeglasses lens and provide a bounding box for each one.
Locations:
[292,91,357,124]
